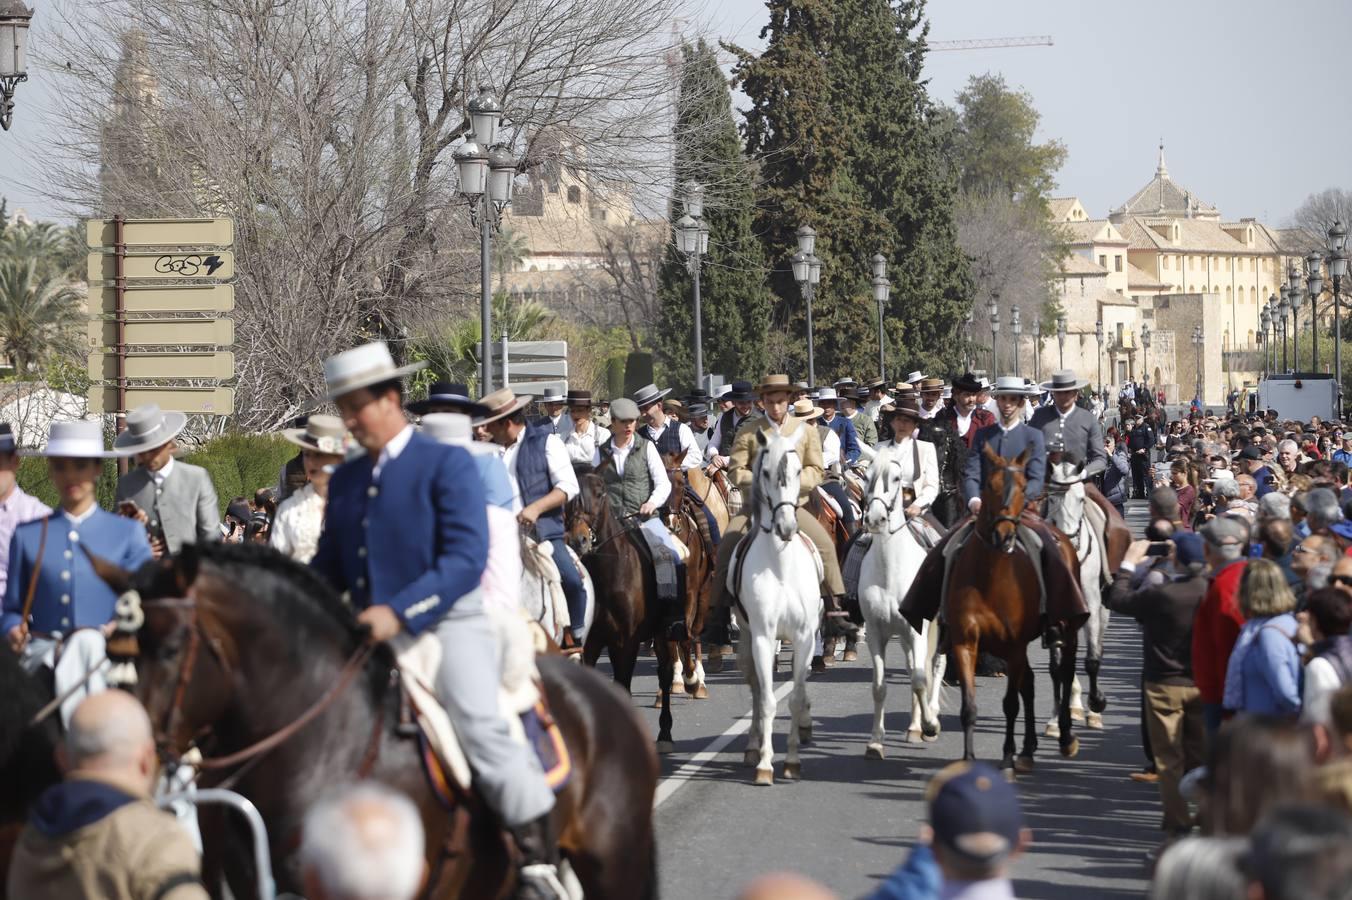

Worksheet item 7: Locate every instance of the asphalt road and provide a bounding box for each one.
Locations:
[605,501,1159,899]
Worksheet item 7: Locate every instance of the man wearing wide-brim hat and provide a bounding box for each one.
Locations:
[114,403,221,556]
[534,386,571,437]
[477,385,588,653]
[707,374,850,646]
[632,383,701,471]
[705,380,757,467]
[405,381,492,419]
[310,341,562,891]
[863,377,893,425]
[935,372,996,450]
[804,392,858,534]
[917,378,946,420]
[1029,369,1131,572]
[843,386,879,450]
[816,387,863,471]
[3,420,153,727]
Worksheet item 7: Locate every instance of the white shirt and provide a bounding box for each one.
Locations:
[821,427,841,469]
[372,424,415,482]
[593,438,671,508]
[270,482,325,563]
[63,504,98,526]
[863,395,893,422]
[919,402,940,420]
[1303,656,1344,725]
[563,419,601,466]
[150,456,175,486]
[502,428,580,507]
[955,409,974,436]
[646,418,702,470]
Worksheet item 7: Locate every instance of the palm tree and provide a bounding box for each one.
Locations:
[492,227,529,296]
[0,222,85,281]
[0,259,86,374]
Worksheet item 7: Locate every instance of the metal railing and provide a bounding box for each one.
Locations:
[157,788,278,900]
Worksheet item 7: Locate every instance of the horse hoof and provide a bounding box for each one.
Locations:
[1044,722,1061,739]
[922,728,941,743]
[670,680,685,695]
[922,722,940,740]
[865,743,884,759]
[1089,696,1108,714]
[782,762,801,781]
[798,726,813,745]
[656,740,675,755]
[652,694,663,709]
[1014,756,1035,774]
[691,683,709,700]
[754,767,774,786]
[1070,707,1086,723]
[706,653,724,674]
[1061,737,1080,759]
[743,749,760,767]
[1085,712,1104,730]
[905,728,922,744]
[842,650,858,662]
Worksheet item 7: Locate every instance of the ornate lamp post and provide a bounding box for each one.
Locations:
[1277,292,1291,371]
[1056,314,1067,369]
[963,310,974,372]
[1308,250,1325,373]
[871,253,891,381]
[1192,325,1204,404]
[0,0,32,131]
[1329,220,1348,417]
[454,86,516,393]
[1288,262,1305,369]
[987,294,1000,374]
[1094,320,1103,401]
[1011,305,1022,375]
[1141,321,1151,386]
[791,225,820,386]
[1260,306,1271,379]
[675,182,710,389]
[1034,316,1045,383]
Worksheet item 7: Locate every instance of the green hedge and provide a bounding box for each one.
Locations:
[17,433,299,517]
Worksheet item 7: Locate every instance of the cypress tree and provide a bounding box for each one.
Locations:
[655,40,773,390]
[732,0,971,379]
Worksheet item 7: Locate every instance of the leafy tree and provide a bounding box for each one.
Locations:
[730,0,971,379]
[949,73,1067,205]
[655,40,773,389]
[0,258,85,374]
[0,221,85,281]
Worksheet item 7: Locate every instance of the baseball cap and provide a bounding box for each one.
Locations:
[927,762,1025,863]
[1237,445,1265,461]
[1171,532,1205,568]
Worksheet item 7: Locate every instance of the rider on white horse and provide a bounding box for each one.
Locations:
[874,399,942,548]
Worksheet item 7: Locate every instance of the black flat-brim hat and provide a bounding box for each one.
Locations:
[726,380,755,402]
[407,381,491,418]
[951,373,983,394]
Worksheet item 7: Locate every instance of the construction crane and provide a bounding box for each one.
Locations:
[929,35,1053,52]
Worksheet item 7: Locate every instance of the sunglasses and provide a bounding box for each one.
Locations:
[1331,574,1352,588]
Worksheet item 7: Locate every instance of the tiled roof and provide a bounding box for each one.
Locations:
[1058,220,1125,245]
[1115,172,1217,219]
[1118,216,1253,254]
[1127,262,1168,290]
[1058,253,1108,276]
[1048,197,1079,221]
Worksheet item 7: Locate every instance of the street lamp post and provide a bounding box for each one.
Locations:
[1056,314,1067,369]
[1094,320,1103,402]
[0,0,33,132]
[987,294,1000,374]
[1260,307,1271,379]
[1329,220,1348,417]
[1193,325,1204,404]
[454,86,516,394]
[1141,321,1151,387]
[1289,263,1305,369]
[792,225,820,386]
[1011,305,1022,376]
[1277,292,1290,371]
[1308,250,1325,374]
[871,253,891,381]
[963,311,974,372]
[1034,316,1044,383]
[675,182,710,389]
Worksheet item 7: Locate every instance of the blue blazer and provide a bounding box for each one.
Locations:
[1,508,153,638]
[825,415,862,466]
[961,422,1046,504]
[311,431,488,636]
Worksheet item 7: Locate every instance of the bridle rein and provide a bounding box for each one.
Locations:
[979,460,1027,553]
[865,455,911,536]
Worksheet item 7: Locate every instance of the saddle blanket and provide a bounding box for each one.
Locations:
[391,606,569,798]
[521,536,593,641]
[637,520,687,601]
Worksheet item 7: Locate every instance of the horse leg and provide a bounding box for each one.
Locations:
[684,637,708,700]
[928,625,947,735]
[1057,630,1080,758]
[784,636,811,781]
[655,636,675,754]
[866,625,888,758]
[1000,652,1022,773]
[953,640,979,761]
[1018,648,1038,768]
[752,633,778,785]
[1085,604,1109,725]
[910,622,939,741]
[668,644,685,696]
[738,619,762,768]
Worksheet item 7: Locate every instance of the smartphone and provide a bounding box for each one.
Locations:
[1145,542,1173,557]
[117,500,141,518]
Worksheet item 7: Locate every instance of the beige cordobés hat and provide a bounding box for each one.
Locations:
[757,374,794,395]
[282,415,349,454]
[475,387,534,426]
[322,341,427,401]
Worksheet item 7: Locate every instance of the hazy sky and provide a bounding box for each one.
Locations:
[3,0,1349,225]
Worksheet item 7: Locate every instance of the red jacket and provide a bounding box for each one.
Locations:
[937,407,996,448]
[1191,559,1247,704]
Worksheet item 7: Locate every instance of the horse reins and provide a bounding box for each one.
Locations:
[864,456,912,535]
[979,461,1027,551]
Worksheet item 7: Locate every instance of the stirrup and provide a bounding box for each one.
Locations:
[517,863,569,900]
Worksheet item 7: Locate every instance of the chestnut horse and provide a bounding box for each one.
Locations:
[662,456,714,701]
[93,542,659,900]
[566,470,677,753]
[945,446,1080,773]
[686,464,730,537]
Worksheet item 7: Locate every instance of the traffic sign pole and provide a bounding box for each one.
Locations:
[113,215,128,473]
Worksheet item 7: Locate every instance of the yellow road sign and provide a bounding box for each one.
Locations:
[86,218,235,249]
[88,351,235,381]
[87,251,235,282]
[90,283,235,315]
[88,318,234,347]
[89,386,235,416]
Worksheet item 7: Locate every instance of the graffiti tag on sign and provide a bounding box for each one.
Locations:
[153,254,228,277]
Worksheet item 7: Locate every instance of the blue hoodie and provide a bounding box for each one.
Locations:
[28,779,137,838]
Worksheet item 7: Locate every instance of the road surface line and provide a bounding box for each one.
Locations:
[654,680,794,808]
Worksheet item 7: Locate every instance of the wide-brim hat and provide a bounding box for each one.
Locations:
[918,378,946,393]
[834,376,858,389]
[112,403,188,454]
[951,372,983,394]
[631,383,671,408]
[757,374,794,395]
[885,401,923,422]
[282,414,349,454]
[322,341,426,401]
[991,376,1032,396]
[905,370,927,384]
[406,381,491,418]
[0,423,14,455]
[865,378,887,391]
[791,399,824,421]
[538,388,567,404]
[25,419,125,458]
[475,387,534,426]
[817,387,839,403]
[688,402,710,417]
[1039,369,1089,393]
[566,389,593,407]
[420,412,475,446]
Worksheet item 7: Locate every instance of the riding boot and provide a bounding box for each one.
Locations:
[823,594,858,639]
[508,815,567,900]
[702,604,730,647]
[665,566,689,641]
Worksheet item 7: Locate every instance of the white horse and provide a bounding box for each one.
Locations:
[731,429,821,785]
[1042,459,1107,733]
[858,446,943,757]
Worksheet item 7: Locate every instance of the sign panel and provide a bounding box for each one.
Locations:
[91,283,235,315]
[89,386,235,416]
[88,351,235,381]
[89,318,234,347]
[489,340,567,361]
[87,251,235,282]
[505,379,568,399]
[493,359,568,380]
[86,218,235,249]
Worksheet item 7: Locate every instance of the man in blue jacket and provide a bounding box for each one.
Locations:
[311,342,560,897]
[816,387,862,468]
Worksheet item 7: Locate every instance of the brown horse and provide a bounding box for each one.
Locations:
[93,542,659,900]
[686,464,730,537]
[946,445,1080,772]
[662,457,714,700]
[566,470,677,753]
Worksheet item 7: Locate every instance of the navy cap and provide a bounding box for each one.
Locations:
[1171,532,1205,568]
[1237,445,1265,461]
[928,762,1024,863]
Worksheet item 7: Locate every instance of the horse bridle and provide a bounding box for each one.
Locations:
[865,456,910,535]
[754,445,802,534]
[980,461,1026,553]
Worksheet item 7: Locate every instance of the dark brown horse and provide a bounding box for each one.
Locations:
[662,456,714,700]
[946,445,1080,772]
[566,470,677,753]
[93,542,659,900]
[0,651,61,898]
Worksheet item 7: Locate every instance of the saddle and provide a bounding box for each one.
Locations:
[391,612,571,804]
[807,490,850,564]
[727,527,825,618]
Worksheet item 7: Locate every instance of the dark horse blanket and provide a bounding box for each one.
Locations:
[900,511,1089,636]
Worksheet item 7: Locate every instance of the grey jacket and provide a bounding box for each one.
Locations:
[1027,404,1107,478]
[115,461,220,553]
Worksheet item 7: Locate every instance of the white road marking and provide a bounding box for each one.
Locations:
[654,680,794,808]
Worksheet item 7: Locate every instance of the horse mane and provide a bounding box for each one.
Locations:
[0,648,54,765]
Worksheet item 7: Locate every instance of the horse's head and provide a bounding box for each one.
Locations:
[1044,459,1087,528]
[980,443,1029,554]
[863,445,907,534]
[753,429,801,542]
[566,471,609,556]
[662,452,687,518]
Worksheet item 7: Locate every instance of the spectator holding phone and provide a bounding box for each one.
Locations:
[114,404,220,557]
